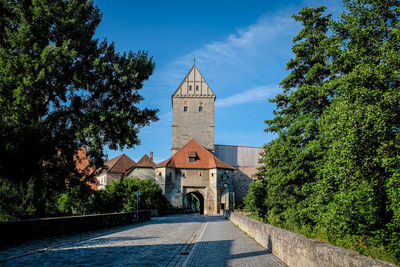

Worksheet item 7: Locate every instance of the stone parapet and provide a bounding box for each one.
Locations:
[1,211,152,247]
[224,210,397,267]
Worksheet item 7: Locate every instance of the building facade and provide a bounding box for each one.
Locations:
[156,139,234,214]
[171,65,215,155]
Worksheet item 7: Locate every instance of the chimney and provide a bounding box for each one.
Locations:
[150,152,153,161]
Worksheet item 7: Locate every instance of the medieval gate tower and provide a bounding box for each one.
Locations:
[171,64,215,155]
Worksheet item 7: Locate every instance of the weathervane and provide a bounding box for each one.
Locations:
[193,57,196,65]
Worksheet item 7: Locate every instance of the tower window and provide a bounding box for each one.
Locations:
[196,85,199,91]
[184,106,188,112]
[199,106,203,112]
[189,85,192,90]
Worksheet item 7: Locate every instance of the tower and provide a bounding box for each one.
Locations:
[171,64,215,155]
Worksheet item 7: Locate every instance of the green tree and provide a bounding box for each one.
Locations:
[256,6,333,229]
[57,181,95,215]
[96,176,168,213]
[248,0,400,263]
[0,0,158,220]
[243,180,268,219]
[316,0,400,259]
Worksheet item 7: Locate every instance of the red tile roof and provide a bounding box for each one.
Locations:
[104,154,136,174]
[156,139,235,170]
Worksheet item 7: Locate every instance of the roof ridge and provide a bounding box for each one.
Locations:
[106,154,122,169]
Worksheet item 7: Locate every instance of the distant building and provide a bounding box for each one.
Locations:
[214,145,262,205]
[126,153,156,180]
[97,154,136,189]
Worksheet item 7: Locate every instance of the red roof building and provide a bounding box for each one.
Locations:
[97,154,136,189]
[155,139,235,214]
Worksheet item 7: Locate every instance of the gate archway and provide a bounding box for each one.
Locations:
[183,191,204,214]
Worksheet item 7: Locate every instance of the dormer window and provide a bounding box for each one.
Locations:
[188,151,197,162]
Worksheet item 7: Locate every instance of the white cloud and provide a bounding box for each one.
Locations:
[215,85,279,108]
[156,8,301,92]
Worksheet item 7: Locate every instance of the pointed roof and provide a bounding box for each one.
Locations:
[103,154,136,174]
[156,139,235,170]
[135,154,156,168]
[172,64,216,102]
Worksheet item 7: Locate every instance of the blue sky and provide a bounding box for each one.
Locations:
[94,0,343,163]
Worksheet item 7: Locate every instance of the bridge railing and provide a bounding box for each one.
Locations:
[224,210,396,267]
[0,210,152,247]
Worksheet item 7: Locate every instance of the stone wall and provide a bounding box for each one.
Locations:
[224,210,397,267]
[233,166,258,206]
[1,211,152,247]
[128,167,154,180]
[171,97,214,154]
[214,145,263,206]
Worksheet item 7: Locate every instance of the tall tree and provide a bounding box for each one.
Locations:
[316,0,400,257]
[254,6,333,228]
[0,0,158,219]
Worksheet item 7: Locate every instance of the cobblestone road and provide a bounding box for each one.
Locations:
[1,214,285,266]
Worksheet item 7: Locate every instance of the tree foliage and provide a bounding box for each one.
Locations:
[58,177,168,215]
[248,1,400,263]
[0,0,158,219]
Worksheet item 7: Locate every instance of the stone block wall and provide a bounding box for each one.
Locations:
[171,97,214,154]
[224,211,397,267]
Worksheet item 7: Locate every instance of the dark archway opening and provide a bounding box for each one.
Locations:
[183,192,204,214]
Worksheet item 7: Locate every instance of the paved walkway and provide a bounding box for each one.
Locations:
[1,214,285,266]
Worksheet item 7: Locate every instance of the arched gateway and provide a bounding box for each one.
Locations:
[184,191,204,214]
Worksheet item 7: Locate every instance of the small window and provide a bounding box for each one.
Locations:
[199,172,202,176]
[189,85,192,90]
[211,173,214,177]
[189,157,196,162]
[159,172,161,176]
[199,106,203,112]
[196,85,199,91]
[184,106,188,112]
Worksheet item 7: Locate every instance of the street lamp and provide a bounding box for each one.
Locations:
[136,191,141,223]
